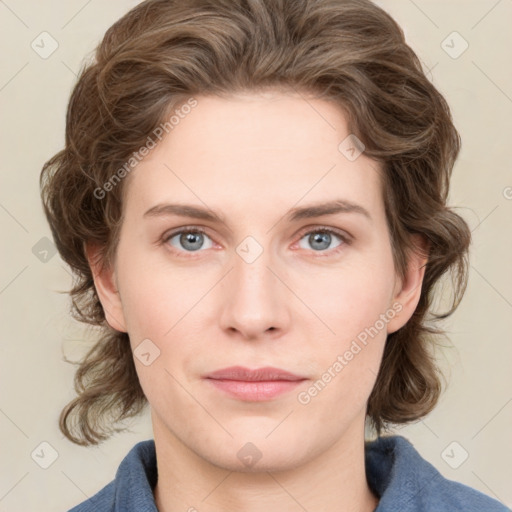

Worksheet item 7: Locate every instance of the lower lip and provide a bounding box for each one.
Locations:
[206,378,305,401]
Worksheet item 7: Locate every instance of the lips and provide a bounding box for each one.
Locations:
[204,366,307,401]
[205,366,305,382]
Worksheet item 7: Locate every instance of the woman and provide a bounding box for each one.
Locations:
[40,0,508,510]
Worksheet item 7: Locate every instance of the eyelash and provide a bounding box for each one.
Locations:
[161,225,352,258]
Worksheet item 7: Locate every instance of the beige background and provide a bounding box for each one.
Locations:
[1,0,511,510]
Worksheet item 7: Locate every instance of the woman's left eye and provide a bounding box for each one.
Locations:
[297,228,348,253]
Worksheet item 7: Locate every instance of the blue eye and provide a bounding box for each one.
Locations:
[165,228,213,252]
[297,229,346,252]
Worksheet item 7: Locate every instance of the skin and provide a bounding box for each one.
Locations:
[89,89,427,512]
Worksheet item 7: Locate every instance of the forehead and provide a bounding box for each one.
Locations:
[123,90,384,221]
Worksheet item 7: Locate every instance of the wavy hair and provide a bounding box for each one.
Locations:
[40,0,471,445]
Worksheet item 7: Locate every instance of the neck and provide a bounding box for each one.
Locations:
[152,415,379,512]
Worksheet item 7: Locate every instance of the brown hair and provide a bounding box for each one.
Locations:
[40,0,471,446]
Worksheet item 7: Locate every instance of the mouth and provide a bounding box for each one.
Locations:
[205,366,305,381]
[204,366,308,401]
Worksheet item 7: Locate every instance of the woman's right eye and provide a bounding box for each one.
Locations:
[164,228,214,253]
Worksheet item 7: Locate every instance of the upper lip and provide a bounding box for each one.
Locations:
[205,366,306,381]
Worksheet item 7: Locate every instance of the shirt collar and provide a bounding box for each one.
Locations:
[113,439,158,512]
[365,435,442,511]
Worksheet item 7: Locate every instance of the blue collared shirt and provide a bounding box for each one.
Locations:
[68,435,509,511]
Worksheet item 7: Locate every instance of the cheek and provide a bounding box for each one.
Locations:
[116,246,194,339]
[297,264,393,417]
[312,255,396,339]
[115,256,199,406]
[300,248,395,404]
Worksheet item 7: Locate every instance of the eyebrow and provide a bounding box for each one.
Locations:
[143,199,372,224]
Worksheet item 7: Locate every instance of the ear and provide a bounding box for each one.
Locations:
[386,234,429,334]
[85,244,127,333]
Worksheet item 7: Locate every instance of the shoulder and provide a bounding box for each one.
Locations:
[67,439,158,512]
[365,435,509,512]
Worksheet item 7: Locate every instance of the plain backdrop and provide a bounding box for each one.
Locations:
[1,0,511,511]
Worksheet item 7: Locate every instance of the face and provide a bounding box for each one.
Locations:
[92,89,424,472]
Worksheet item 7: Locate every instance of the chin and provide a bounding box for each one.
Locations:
[195,432,311,473]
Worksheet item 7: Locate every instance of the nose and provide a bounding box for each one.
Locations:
[218,244,290,340]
